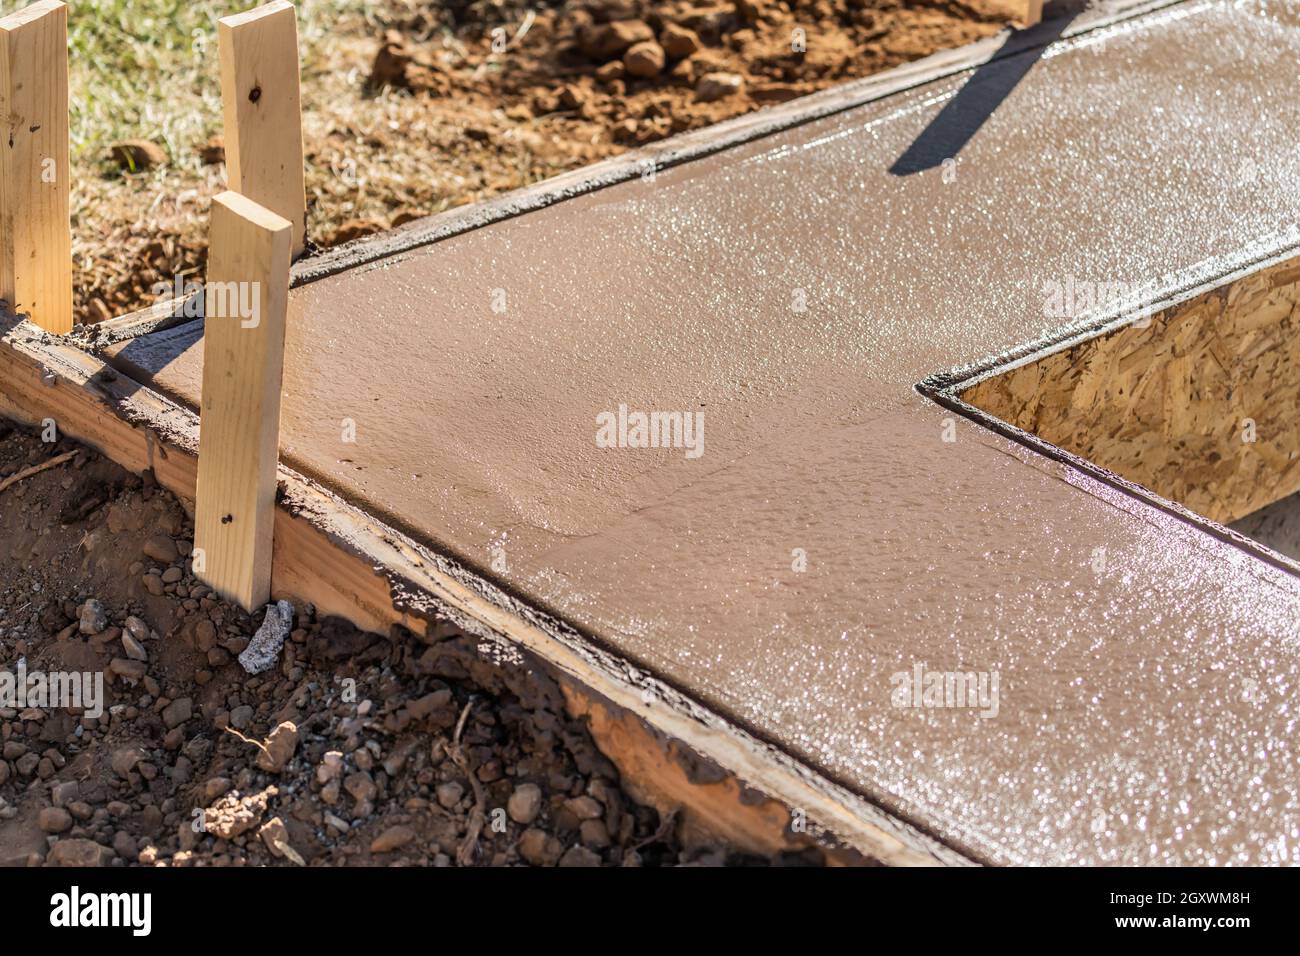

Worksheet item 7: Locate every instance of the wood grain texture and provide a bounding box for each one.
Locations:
[218,0,306,258]
[1020,1,1045,27]
[193,191,292,610]
[0,0,72,334]
[963,256,1300,525]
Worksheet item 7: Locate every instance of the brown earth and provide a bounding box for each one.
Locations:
[75,0,1021,323]
[0,418,807,867]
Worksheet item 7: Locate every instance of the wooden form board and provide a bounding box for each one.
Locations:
[218,0,306,258]
[962,253,1300,526]
[0,0,72,334]
[0,319,949,866]
[193,192,292,610]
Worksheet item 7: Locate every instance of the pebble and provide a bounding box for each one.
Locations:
[78,599,107,635]
[39,806,73,833]
[142,533,178,563]
[256,721,299,773]
[507,783,543,825]
[660,24,701,59]
[228,704,254,729]
[696,71,744,102]
[46,839,109,867]
[559,845,603,867]
[161,697,192,729]
[564,795,604,821]
[110,746,145,778]
[317,751,344,785]
[518,828,564,866]
[109,658,147,682]
[121,631,148,661]
[623,40,665,78]
[369,825,415,854]
[435,781,464,810]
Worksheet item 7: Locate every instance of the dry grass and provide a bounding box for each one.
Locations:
[1,0,1004,320]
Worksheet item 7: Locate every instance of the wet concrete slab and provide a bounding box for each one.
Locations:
[107,0,1300,864]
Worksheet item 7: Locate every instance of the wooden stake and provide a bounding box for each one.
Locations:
[218,0,307,258]
[1018,1,1045,28]
[0,0,72,334]
[193,191,293,611]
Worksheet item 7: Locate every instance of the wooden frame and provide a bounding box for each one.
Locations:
[218,1,307,258]
[193,192,293,609]
[0,0,72,334]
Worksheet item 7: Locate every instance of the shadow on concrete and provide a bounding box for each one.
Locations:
[889,12,1079,176]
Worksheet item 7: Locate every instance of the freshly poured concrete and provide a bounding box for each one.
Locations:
[107,0,1300,864]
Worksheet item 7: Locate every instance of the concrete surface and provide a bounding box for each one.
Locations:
[106,0,1300,864]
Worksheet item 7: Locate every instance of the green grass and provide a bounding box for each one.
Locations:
[0,0,378,173]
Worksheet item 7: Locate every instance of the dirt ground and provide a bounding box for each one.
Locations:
[0,419,799,867]
[74,0,1020,323]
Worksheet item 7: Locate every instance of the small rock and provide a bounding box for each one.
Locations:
[205,786,276,840]
[142,532,178,563]
[344,772,377,807]
[51,781,79,807]
[256,721,299,773]
[161,566,182,584]
[78,599,107,635]
[507,783,543,825]
[518,828,564,867]
[696,71,744,103]
[258,816,305,864]
[46,839,110,867]
[202,777,232,803]
[239,600,293,674]
[109,658,147,682]
[564,795,604,821]
[194,619,217,651]
[436,781,464,810]
[142,574,164,596]
[124,616,151,643]
[121,632,148,662]
[38,806,72,833]
[110,746,146,778]
[162,697,192,729]
[580,819,612,849]
[370,825,416,854]
[228,704,254,730]
[623,40,665,78]
[559,845,603,867]
[596,60,625,83]
[580,20,653,59]
[660,24,701,59]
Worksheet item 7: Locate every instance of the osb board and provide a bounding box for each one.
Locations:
[962,255,1300,525]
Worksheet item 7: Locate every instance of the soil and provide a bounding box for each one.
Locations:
[75,0,1017,323]
[0,418,793,867]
